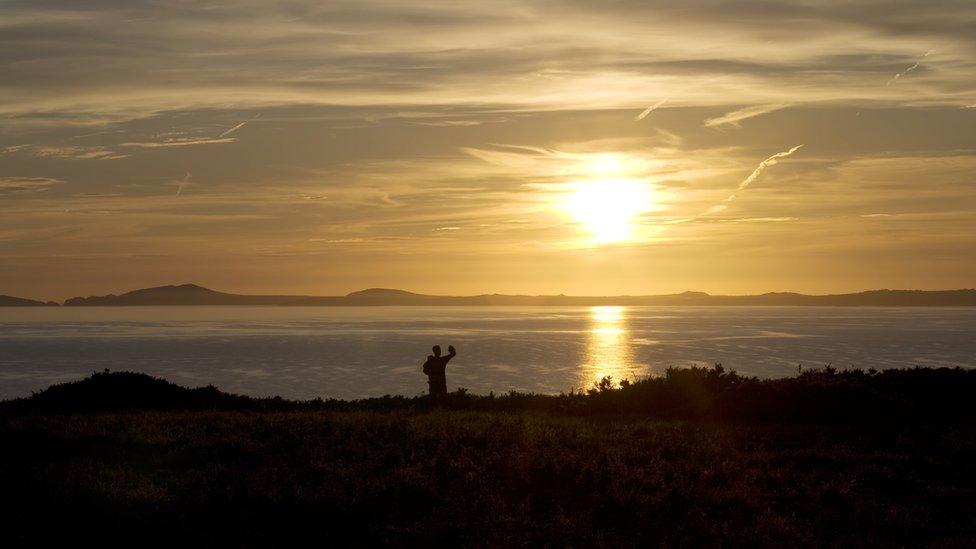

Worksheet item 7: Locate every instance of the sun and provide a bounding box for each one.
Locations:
[563,177,655,244]
[556,152,659,244]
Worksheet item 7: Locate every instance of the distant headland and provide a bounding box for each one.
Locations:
[3,283,976,307]
[0,295,60,307]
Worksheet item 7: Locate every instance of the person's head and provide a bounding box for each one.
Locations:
[432,345,441,357]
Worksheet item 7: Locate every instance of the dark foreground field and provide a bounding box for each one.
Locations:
[2,367,975,547]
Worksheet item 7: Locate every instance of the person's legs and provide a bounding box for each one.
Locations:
[428,368,447,398]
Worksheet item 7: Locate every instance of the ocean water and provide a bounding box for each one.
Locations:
[0,306,974,400]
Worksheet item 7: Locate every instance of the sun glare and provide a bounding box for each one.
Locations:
[580,306,638,388]
[564,177,655,244]
[559,153,657,244]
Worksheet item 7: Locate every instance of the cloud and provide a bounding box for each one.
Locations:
[2,144,128,160]
[217,121,248,139]
[216,114,261,139]
[176,172,191,196]
[735,145,804,193]
[120,138,237,148]
[700,145,804,216]
[886,50,935,86]
[0,176,64,194]
[409,119,484,127]
[703,104,791,129]
[730,216,797,223]
[635,98,668,121]
[1,1,974,126]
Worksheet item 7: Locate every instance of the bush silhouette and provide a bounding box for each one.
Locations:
[5,365,976,423]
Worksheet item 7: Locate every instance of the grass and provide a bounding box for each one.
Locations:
[2,367,975,546]
[7,365,976,423]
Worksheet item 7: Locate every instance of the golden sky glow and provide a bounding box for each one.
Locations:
[1,1,975,299]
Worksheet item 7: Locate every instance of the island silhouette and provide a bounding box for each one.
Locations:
[3,283,975,306]
[0,295,59,307]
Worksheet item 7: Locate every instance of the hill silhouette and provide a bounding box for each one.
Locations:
[0,295,58,307]
[6,366,976,422]
[46,283,976,306]
[63,283,311,306]
[2,370,261,412]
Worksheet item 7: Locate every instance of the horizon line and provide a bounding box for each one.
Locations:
[6,282,976,305]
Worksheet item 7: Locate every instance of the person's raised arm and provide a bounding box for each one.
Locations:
[445,345,457,362]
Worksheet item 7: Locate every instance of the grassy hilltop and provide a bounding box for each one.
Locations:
[2,367,975,546]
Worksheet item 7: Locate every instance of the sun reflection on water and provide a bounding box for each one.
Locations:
[578,306,640,389]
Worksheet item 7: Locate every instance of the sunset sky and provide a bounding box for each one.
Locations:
[2,0,975,300]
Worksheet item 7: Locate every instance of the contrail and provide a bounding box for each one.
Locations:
[704,103,789,129]
[886,50,935,86]
[217,121,247,138]
[700,145,804,216]
[216,113,261,138]
[732,145,803,195]
[176,172,190,196]
[635,98,668,121]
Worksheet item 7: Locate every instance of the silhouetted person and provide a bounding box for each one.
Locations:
[423,344,456,398]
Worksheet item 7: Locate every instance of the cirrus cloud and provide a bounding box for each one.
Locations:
[0,176,64,194]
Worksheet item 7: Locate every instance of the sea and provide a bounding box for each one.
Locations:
[1,306,974,400]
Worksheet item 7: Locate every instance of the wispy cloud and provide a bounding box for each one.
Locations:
[0,177,65,194]
[705,145,804,214]
[216,113,261,138]
[176,172,191,196]
[120,137,237,148]
[1,2,972,127]
[886,50,935,86]
[217,121,248,139]
[730,216,797,223]
[2,144,128,160]
[735,145,804,193]
[70,129,125,140]
[703,104,790,129]
[635,99,668,121]
[409,119,484,127]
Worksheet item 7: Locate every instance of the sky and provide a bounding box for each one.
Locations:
[2,0,975,300]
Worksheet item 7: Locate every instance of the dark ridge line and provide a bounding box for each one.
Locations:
[4,284,976,307]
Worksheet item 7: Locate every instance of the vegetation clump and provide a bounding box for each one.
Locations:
[7,365,975,423]
[2,366,975,546]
